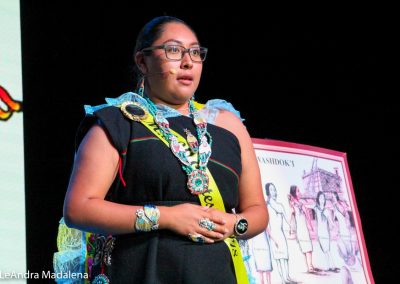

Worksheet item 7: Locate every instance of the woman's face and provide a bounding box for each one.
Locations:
[295,187,300,198]
[269,184,277,199]
[140,22,203,106]
[318,193,325,206]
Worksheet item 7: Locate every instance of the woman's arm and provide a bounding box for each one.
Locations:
[63,124,228,242]
[278,202,291,227]
[214,110,269,239]
[63,124,142,234]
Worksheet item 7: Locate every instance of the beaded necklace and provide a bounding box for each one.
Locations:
[145,97,212,195]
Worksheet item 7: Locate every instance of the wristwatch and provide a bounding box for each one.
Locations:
[234,215,248,236]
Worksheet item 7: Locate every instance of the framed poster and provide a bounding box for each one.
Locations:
[241,138,374,284]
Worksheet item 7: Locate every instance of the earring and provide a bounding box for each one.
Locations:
[137,77,145,97]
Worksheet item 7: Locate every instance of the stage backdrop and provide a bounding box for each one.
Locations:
[0,0,25,281]
[241,138,374,284]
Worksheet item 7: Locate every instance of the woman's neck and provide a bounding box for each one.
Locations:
[147,96,190,115]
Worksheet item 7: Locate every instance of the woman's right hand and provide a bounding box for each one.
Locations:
[159,204,229,243]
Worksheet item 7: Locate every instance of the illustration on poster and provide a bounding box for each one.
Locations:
[0,85,22,121]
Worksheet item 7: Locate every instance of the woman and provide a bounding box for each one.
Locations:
[61,16,268,283]
[265,182,294,284]
[332,192,356,267]
[288,185,318,274]
[251,224,272,284]
[314,191,340,272]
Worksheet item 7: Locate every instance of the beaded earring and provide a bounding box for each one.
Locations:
[137,77,145,97]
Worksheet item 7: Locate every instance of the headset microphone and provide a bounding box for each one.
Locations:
[144,68,177,77]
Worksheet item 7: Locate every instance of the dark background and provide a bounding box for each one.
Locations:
[21,2,393,283]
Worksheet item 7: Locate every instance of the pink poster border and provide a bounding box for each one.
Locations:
[252,137,375,284]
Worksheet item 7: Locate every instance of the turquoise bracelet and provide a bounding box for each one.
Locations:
[135,205,160,232]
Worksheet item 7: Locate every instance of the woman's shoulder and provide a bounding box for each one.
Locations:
[197,99,242,122]
[200,99,251,145]
[77,92,143,152]
[197,99,244,132]
[268,201,283,214]
[84,92,145,116]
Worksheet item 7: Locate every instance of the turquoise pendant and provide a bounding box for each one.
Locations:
[187,169,209,195]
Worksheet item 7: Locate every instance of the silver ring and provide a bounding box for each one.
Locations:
[198,218,216,231]
[188,233,206,243]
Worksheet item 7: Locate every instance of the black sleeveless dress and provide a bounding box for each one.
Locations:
[78,106,242,284]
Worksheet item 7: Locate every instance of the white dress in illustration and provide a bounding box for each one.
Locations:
[288,185,320,274]
[265,183,296,283]
[314,191,340,272]
[333,192,357,268]
[252,209,273,284]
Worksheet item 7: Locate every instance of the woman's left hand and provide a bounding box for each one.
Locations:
[203,207,236,241]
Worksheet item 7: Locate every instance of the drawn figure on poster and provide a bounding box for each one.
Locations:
[314,191,340,273]
[288,185,320,274]
[332,192,357,267]
[348,213,362,266]
[341,265,354,284]
[265,183,296,283]
[239,239,257,284]
[0,85,22,121]
[252,140,374,284]
[252,213,273,283]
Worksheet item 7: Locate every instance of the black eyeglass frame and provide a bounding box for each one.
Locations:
[141,44,208,62]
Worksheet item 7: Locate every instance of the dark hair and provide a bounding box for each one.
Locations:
[132,16,195,88]
[265,183,275,197]
[347,211,355,227]
[316,191,326,207]
[289,185,298,198]
[333,191,340,201]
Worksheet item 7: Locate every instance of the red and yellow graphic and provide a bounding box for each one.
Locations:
[0,85,22,121]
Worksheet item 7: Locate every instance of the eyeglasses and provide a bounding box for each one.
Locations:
[141,44,208,62]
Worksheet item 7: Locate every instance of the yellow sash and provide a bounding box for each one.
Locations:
[139,108,249,284]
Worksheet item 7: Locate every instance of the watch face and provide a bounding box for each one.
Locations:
[235,218,248,235]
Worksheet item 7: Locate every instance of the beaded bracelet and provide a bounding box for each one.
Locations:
[135,205,160,232]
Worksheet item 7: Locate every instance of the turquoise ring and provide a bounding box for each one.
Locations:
[188,233,206,243]
[199,218,216,231]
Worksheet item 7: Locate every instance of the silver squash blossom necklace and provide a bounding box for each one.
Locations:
[145,98,212,195]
